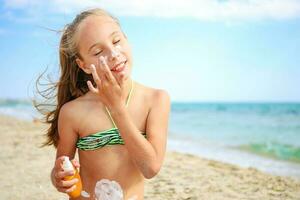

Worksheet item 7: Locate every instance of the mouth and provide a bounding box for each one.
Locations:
[111,60,127,73]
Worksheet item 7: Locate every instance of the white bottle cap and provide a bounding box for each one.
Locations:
[62,156,74,172]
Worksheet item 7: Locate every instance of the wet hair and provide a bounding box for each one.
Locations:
[34,8,121,148]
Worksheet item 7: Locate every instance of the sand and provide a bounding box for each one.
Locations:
[0,114,299,200]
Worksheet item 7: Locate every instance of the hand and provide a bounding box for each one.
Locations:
[51,156,80,194]
[87,56,127,110]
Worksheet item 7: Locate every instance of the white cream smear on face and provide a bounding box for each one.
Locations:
[111,49,119,57]
[100,44,122,63]
[100,46,126,74]
[100,45,122,62]
[115,44,122,50]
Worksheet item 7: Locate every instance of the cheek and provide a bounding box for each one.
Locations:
[78,52,97,68]
[122,46,132,62]
[120,41,131,55]
[85,56,99,68]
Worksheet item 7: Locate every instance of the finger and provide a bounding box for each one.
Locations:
[96,57,109,85]
[115,73,122,86]
[71,159,80,170]
[90,64,102,86]
[99,56,111,82]
[115,71,125,88]
[55,169,75,180]
[57,184,77,193]
[87,80,98,93]
[57,178,78,188]
[54,156,67,170]
[71,159,80,168]
[65,185,77,193]
[119,72,126,90]
[99,56,117,84]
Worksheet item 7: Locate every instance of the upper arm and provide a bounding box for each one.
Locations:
[56,102,79,160]
[146,89,171,168]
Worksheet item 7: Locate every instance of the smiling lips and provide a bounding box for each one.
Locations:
[111,60,127,72]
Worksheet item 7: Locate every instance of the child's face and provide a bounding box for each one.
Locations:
[75,15,132,81]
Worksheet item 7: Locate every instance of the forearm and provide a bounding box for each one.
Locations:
[110,106,159,179]
[50,167,56,187]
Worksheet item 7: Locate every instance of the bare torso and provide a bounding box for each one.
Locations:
[70,81,153,200]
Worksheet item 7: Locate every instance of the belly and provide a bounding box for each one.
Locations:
[76,145,145,200]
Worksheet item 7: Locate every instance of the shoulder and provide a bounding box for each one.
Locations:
[151,89,171,115]
[59,92,94,114]
[58,101,77,133]
[59,98,80,117]
[135,81,170,110]
[58,96,87,129]
[149,89,170,111]
[153,89,170,103]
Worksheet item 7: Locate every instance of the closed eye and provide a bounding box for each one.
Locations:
[113,39,120,44]
[94,51,103,56]
[93,39,120,56]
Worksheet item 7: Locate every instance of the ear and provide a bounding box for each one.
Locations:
[76,57,92,74]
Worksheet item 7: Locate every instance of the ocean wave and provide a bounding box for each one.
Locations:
[0,98,32,107]
[0,98,38,120]
[238,142,300,163]
[171,102,300,116]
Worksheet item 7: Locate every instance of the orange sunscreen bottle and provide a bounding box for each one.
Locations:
[62,156,82,198]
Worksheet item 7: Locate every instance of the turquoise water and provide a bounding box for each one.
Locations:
[169,102,300,163]
[0,99,38,119]
[1,99,300,176]
[240,142,300,163]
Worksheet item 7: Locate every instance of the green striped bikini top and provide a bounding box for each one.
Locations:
[76,80,147,151]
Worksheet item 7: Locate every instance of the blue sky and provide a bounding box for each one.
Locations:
[0,0,300,102]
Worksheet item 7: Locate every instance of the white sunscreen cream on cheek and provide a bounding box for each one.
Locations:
[111,49,118,57]
[111,44,122,58]
[115,44,122,50]
[98,56,109,71]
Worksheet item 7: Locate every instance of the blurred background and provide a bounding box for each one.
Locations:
[0,0,300,178]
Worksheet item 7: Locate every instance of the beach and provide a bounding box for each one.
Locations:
[0,114,299,200]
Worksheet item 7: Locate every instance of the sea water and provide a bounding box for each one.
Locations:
[1,99,300,178]
[168,102,300,178]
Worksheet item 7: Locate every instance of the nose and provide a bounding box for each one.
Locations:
[108,47,121,61]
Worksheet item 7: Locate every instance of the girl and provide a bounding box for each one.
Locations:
[37,8,170,200]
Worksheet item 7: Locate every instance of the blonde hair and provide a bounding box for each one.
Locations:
[35,8,121,148]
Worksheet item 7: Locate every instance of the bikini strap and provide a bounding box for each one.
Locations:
[105,79,134,128]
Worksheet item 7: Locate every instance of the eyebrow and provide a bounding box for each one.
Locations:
[88,31,120,53]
